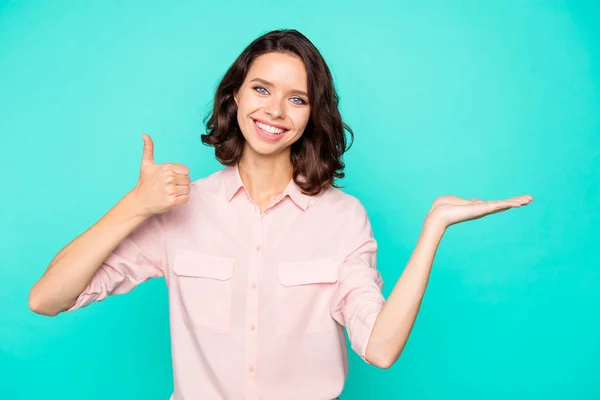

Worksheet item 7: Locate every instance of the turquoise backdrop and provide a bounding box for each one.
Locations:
[1,0,598,399]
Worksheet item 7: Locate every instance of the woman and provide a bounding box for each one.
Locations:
[29,29,533,399]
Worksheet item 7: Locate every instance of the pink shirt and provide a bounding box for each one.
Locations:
[67,164,386,400]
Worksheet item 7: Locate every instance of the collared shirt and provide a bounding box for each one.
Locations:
[67,164,386,400]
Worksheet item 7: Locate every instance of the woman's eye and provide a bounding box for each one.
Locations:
[291,97,306,105]
[253,86,306,105]
[254,86,268,95]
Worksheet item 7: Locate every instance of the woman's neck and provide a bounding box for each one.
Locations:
[237,149,293,210]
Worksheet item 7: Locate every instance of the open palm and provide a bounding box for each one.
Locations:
[427,194,534,228]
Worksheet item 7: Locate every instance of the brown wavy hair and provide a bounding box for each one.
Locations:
[201,29,354,196]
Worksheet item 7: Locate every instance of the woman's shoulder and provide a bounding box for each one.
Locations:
[189,168,226,194]
[315,187,374,243]
[315,186,371,225]
[320,185,366,210]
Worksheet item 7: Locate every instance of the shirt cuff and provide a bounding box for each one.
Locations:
[350,304,384,364]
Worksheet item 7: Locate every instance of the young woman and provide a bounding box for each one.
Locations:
[29,29,533,400]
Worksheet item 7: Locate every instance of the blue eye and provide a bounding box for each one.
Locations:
[291,97,306,105]
[254,86,268,95]
[253,86,307,106]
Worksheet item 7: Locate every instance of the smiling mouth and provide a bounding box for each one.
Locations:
[252,119,289,136]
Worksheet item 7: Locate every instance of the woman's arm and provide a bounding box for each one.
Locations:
[365,194,533,368]
[364,217,443,368]
[28,192,149,316]
[29,134,191,316]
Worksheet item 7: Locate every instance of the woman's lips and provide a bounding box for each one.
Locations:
[252,117,288,130]
[252,118,289,142]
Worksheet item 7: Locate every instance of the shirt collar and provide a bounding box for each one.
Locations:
[222,164,311,211]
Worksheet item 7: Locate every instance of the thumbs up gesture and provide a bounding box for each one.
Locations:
[131,134,191,218]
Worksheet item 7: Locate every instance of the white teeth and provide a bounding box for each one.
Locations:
[255,120,285,135]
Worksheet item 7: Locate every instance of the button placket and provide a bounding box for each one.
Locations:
[245,209,264,395]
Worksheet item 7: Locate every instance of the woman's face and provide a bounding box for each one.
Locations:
[234,52,311,159]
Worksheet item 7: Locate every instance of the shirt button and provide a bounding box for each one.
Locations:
[250,324,256,331]
[249,366,254,372]
[256,245,261,251]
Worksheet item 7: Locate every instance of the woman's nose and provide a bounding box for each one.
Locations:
[264,97,285,119]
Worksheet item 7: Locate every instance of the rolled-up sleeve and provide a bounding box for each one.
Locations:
[65,212,167,312]
[330,199,385,363]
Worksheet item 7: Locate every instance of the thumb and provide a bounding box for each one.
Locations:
[141,134,155,166]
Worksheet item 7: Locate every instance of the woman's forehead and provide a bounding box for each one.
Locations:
[246,52,308,90]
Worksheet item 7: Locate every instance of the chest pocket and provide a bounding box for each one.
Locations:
[276,258,340,336]
[172,249,236,333]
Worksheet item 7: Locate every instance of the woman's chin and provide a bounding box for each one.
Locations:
[242,139,285,158]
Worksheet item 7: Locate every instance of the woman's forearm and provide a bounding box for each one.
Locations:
[365,216,446,368]
[28,191,148,316]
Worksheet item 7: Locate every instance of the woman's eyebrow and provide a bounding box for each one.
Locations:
[250,77,308,97]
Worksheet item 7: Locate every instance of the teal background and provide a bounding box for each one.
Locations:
[1,0,598,399]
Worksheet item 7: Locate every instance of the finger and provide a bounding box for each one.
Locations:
[487,207,512,216]
[507,195,534,203]
[141,134,155,166]
[173,194,190,206]
[521,195,534,204]
[173,174,192,186]
[504,201,523,209]
[163,163,190,175]
[175,185,191,196]
[508,197,531,207]
[486,200,519,211]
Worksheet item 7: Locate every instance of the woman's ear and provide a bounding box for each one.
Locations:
[233,89,238,105]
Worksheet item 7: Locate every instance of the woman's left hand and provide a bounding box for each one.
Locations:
[426,194,534,229]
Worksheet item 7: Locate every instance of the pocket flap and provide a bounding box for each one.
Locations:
[277,258,340,287]
[173,250,235,281]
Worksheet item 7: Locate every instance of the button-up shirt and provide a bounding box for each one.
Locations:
[67,164,386,400]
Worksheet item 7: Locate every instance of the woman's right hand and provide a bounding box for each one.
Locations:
[130,134,191,218]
